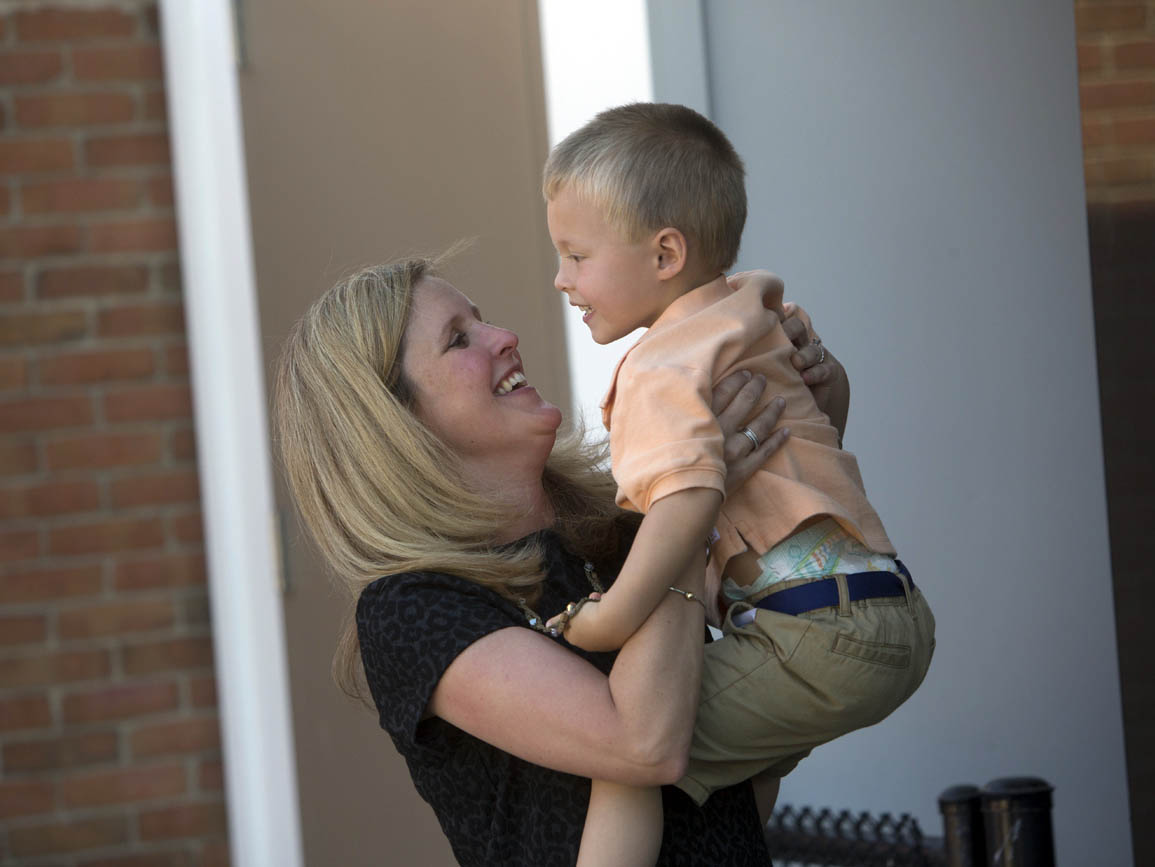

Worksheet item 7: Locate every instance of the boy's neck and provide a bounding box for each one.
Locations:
[658,268,726,313]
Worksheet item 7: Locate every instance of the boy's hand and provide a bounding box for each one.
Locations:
[545,594,604,651]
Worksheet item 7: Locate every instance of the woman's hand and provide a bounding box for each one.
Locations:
[781,310,850,443]
[711,370,790,497]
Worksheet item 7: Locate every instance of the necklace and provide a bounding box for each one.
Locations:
[517,560,604,636]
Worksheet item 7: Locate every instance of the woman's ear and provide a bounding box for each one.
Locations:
[653,227,688,281]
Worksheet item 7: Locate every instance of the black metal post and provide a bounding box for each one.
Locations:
[980,777,1055,867]
[938,784,985,867]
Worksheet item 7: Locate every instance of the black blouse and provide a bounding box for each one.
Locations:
[357,530,770,866]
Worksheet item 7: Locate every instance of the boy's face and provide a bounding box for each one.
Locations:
[547,187,669,345]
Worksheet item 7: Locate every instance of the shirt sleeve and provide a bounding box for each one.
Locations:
[356,571,521,755]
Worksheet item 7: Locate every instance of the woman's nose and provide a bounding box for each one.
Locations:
[486,322,518,355]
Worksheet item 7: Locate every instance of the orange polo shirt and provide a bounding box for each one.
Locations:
[601,276,895,571]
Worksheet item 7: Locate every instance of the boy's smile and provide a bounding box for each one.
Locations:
[546,187,681,345]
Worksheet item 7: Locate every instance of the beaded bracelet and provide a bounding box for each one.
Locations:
[668,586,707,611]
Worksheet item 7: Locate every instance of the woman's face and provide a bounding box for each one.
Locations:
[400,277,563,463]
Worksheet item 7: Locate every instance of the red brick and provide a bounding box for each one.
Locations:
[0,50,64,85]
[132,717,220,758]
[1077,42,1103,73]
[0,355,27,389]
[16,8,137,42]
[144,89,168,122]
[38,264,149,299]
[1084,155,1155,186]
[111,470,199,508]
[170,511,203,544]
[0,649,110,688]
[0,224,83,258]
[59,597,173,639]
[0,564,103,604]
[139,802,228,841]
[148,174,175,207]
[0,185,8,216]
[41,347,155,386]
[182,592,211,628]
[0,310,87,346]
[0,138,73,173]
[123,636,214,676]
[62,763,186,808]
[199,758,223,791]
[105,384,191,423]
[1075,5,1147,32]
[1082,117,1113,149]
[62,681,180,724]
[99,302,184,337]
[170,427,196,461]
[0,270,24,301]
[8,816,127,858]
[0,439,37,474]
[3,730,118,772]
[158,261,182,293]
[165,343,188,375]
[0,779,55,817]
[0,530,40,564]
[15,91,136,128]
[50,518,165,557]
[189,675,216,708]
[1116,38,1155,68]
[0,394,92,432]
[0,479,100,518]
[85,132,170,167]
[46,432,162,470]
[1117,116,1155,146]
[1080,80,1155,112]
[200,841,231,867]
[80,854,192,867]
[89,218,178,254]
[74,45,164,81]
[0,693,52,731]
[116,553,206,591]
[23,177,140,214]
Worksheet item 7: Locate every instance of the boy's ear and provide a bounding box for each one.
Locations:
[652,227,688,281]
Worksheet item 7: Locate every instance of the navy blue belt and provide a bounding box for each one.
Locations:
[754,560,914,617]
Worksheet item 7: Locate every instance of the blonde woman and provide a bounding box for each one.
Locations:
[275,257,847,865]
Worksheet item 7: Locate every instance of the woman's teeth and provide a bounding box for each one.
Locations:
[494,371,528,395]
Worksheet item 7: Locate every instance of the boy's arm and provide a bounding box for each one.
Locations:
[557,487,721,652]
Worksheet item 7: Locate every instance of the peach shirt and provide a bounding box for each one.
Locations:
[600,277,895,571]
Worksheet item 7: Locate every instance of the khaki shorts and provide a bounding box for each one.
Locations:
[677,573,935,805]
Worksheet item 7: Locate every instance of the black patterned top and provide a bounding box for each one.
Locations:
[357,530,770,866]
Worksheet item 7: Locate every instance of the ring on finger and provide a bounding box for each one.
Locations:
[739,427,760,450]
[810,338,826,365]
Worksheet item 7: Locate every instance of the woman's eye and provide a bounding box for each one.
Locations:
[448,330,468,349]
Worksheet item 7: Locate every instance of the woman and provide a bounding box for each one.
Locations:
[275,257,846,865]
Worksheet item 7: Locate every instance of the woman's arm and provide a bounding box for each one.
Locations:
[428,373,788,787]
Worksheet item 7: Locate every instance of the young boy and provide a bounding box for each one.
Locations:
[543,103,935,866]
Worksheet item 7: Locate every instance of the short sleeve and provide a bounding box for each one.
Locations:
[357,572,521,755]
[610,362,725,513]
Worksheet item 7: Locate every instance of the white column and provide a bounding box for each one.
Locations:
[158,3,303,865]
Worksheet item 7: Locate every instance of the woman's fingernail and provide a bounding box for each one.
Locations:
[774,397,785,408]
[742,370,753,380]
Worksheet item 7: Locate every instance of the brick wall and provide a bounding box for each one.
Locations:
[1075,3,1154,864]
[0,3,229,865]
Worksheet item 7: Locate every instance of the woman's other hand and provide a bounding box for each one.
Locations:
[781,310,850,443]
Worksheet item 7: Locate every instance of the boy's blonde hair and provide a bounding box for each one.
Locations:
[274,256,638,697]
[543,102,746,273]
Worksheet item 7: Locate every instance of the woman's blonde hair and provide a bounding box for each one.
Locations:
[274,256,637,697]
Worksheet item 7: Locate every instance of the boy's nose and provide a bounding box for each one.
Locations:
[554,267,569,293]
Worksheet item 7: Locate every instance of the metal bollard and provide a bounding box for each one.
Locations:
[981,777,1055,867]
[939,784,985,867]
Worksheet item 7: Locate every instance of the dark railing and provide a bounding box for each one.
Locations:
[764,776,1055,867]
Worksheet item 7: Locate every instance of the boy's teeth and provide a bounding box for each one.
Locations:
[495,371,527,395]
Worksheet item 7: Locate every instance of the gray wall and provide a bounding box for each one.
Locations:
[657,2,1131,863]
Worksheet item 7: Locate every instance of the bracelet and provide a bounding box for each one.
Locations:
[668,586,707,611]
[549,596,595,637]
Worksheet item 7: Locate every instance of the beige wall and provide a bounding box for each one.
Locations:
[238,2,566,863]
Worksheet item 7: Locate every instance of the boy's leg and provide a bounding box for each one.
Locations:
[577,781,662,867]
